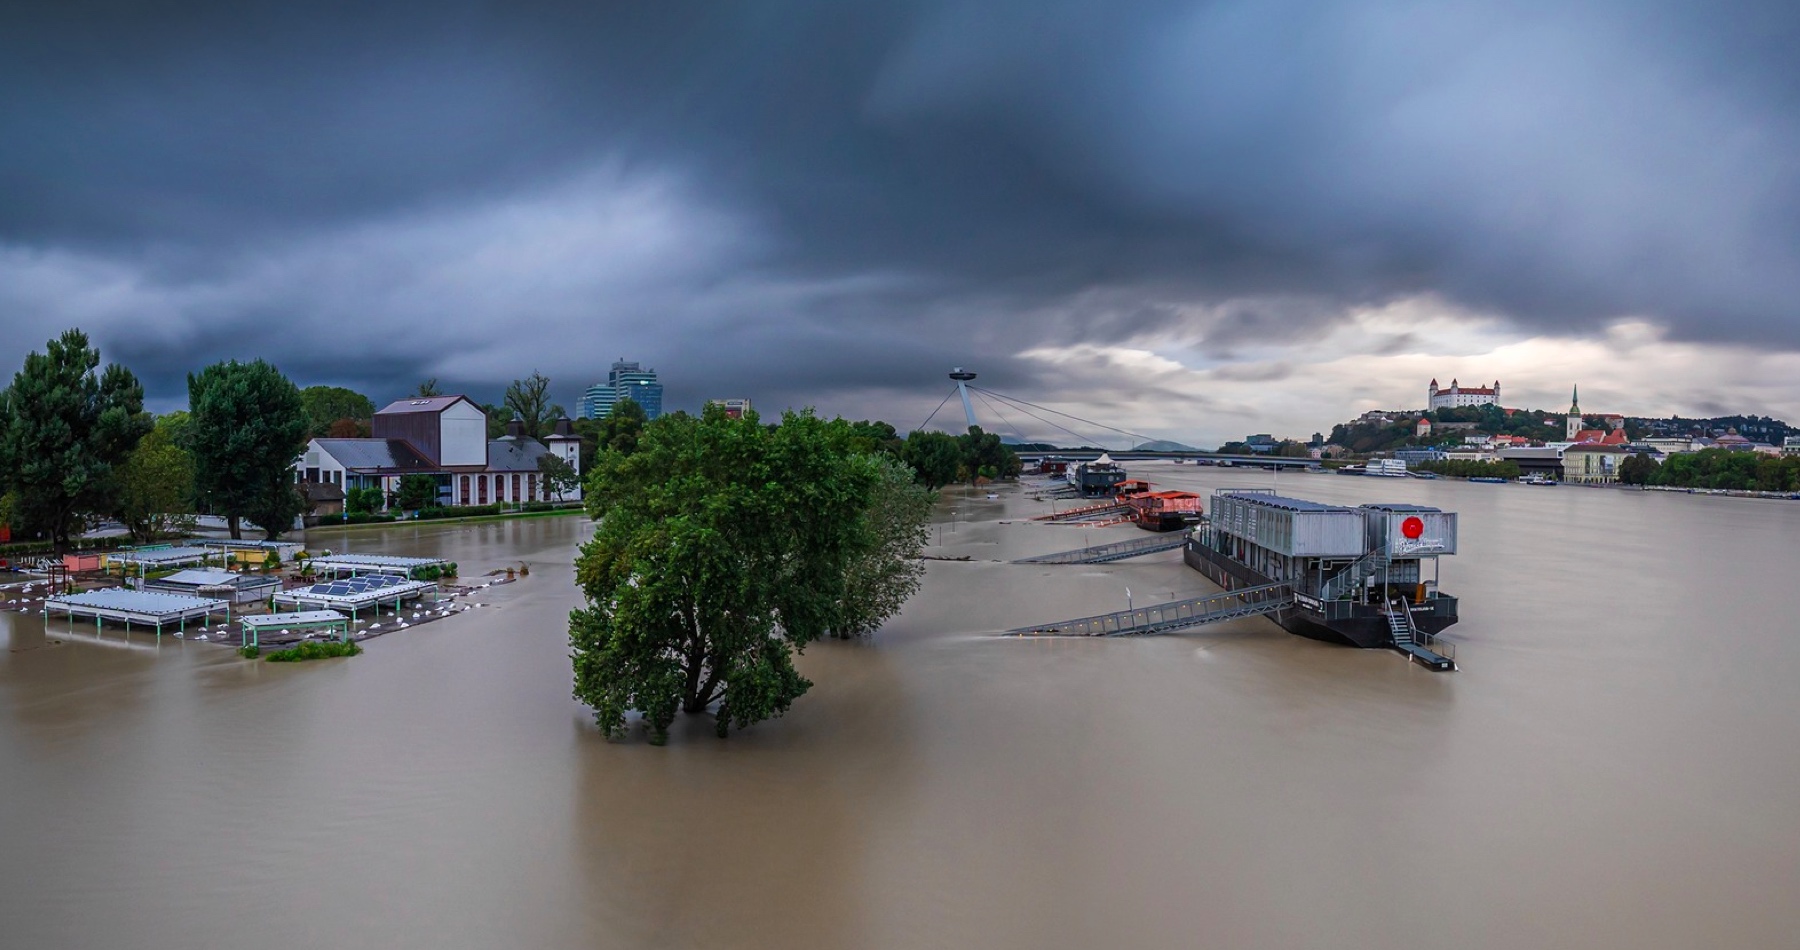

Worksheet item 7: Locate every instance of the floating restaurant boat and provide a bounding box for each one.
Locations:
[1122,489,1204,532]
[1184,490,1459,669]
[1073,453,1127,497]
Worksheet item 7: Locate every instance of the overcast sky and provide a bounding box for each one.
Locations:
[4,1,1797,447]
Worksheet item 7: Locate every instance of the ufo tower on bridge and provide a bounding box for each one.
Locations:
[949,368,979,431]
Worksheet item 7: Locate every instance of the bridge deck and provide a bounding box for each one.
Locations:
[1007,582,1294,637]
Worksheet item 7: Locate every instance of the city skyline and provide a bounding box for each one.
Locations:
[4,3,1799,447]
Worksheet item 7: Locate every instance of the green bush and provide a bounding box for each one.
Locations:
[239,644,261,659]
[342,512,397,525]
[444,562,458,577]
[266,640,362,662]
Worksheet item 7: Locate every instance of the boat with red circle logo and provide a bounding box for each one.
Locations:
[1184,490,1460,669]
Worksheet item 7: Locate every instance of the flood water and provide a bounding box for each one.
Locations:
[3,464,1798,949]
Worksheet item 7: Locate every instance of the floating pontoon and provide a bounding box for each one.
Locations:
[143,568,280,605]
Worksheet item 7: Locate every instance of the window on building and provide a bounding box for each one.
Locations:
[527,473,537,500]
[512,474,521,500]
[478,476,488,505]
[460,476,470,506]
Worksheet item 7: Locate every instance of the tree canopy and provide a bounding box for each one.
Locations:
[114,413,198,543]
[187,360,311,539]
[570,407,927,743]
[0,329,149,550]
[504,370,559,440]
[537,452,579,500]
[299,385,375,437]
[394,473,439,510]
[900,430,962,489]
[829,455,932,638]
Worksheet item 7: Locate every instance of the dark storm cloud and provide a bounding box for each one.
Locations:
[3,0,1798,428]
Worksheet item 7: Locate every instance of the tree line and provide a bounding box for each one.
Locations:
[0,332,616,548]
[1620,449,1800,491]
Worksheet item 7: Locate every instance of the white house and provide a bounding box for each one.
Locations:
[294,396,582,509]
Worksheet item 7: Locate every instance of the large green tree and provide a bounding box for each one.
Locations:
[900,430,962,489]
[114,413,198,543]
[957,425,1018,483]
[0,329,149,550]
[570,407,889,743]
[299,385,375,438]
[829,455,932,639]
[595,396,648,455]
[187,360,311,539]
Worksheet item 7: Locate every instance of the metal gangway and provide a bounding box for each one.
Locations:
[1030,500,1133,523]
[1014,534,1188,565]
[1007,582,1295,637]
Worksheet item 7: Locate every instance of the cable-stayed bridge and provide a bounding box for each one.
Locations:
[920,368,1317,469]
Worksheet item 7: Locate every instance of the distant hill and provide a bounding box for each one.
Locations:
[1132,440,1199,452]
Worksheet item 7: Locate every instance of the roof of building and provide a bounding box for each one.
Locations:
[1565,443,1629,453]
[374,395,478,416]
[314,438,436,473]
[1218,491,1356,513]
[45,587,226,616]
[151,569,280,589]
[487,436,552,472]
[1570,428,1629,446]
[241,611,348,631]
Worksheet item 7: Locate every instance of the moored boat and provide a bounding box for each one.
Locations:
[1184,490,1459,668]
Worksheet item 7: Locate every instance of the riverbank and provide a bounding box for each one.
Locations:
[300,506,589,536]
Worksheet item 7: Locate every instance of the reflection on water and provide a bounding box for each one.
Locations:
[4,471,1800,949]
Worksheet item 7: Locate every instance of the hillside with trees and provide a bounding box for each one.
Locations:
[1328,405,1573,454]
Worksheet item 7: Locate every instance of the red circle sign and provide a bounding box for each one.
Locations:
[1401,516,1425,539]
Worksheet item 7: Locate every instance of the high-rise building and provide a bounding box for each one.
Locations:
[579,359,664,420]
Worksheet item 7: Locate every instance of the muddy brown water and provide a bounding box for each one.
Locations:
[3,466,1798,949]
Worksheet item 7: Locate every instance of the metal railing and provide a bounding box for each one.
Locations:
[1014,534,1188,565]
[1320,547,1389,602]
[1007,582,1294,637]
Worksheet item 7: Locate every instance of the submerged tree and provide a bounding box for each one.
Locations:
[829,455,932,638]
[570,407,896,743]
[187,360,310,539]
[0,329,149,550]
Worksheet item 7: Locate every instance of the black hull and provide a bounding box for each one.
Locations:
[1183,542,1458,649]
[1133,512,1194,532]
